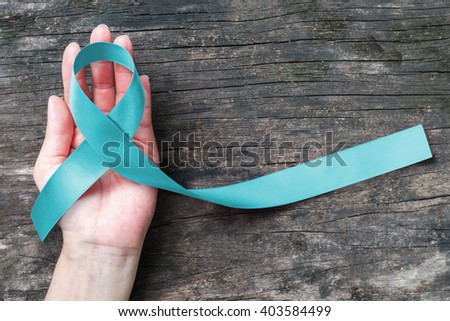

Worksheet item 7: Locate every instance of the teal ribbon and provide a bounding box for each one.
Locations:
[31,42,433,240]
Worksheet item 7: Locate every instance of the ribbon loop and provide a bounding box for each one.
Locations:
[31,42,433,240]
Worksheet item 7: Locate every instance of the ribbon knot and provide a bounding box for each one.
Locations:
[31,42,432,240]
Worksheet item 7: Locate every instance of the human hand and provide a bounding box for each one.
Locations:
[33,24,158,300]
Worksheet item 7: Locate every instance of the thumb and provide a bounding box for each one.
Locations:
[33,95,74,190]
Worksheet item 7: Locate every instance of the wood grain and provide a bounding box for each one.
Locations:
[1,0,449,300]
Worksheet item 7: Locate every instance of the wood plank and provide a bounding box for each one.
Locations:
[1,1,449,300]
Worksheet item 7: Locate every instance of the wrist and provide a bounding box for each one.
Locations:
[45,240,142,300]
[61,235,143,262]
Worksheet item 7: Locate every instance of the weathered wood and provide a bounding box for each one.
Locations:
[1,1,449,300]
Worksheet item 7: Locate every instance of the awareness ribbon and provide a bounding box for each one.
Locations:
[31,42,433,240]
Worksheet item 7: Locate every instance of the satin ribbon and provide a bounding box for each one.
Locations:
[31,42,433,240]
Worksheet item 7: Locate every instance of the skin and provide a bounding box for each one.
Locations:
[33,24,158,300]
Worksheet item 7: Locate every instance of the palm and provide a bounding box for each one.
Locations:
[59,169,157,249]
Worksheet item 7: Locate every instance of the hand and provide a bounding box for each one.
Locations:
[33,24,158,300]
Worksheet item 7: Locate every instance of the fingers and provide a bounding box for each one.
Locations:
[133,75,159,164]
[113,35,134,104]
[61,42,87,150]
[56,26,157,167]
[90,24,116,113]
[62,42,89,103]
[112,35,158,162]
[34,96,74,190]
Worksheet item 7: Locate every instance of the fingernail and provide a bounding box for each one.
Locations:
[115,34,130,42]
[98,23,109,29]
[48,96,57,119]
[67,42,79,50]
[144,75,149,81]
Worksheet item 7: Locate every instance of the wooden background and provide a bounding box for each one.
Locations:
[1,0,449,300]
